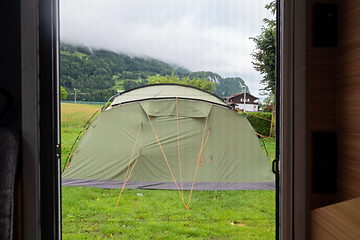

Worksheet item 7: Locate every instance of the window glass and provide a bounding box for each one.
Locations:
[60,1,276,239]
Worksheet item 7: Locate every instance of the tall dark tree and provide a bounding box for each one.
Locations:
[250,1,276,95]
[250,1,276,136]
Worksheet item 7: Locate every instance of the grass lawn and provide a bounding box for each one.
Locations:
[261,137,276,161]
[61,103,276,239]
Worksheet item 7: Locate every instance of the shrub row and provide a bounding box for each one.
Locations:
[240,112,273,136]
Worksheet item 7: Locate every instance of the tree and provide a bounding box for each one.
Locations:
[147,73,216,92]
[123,79,146,90]
[250,1,276,95]
[250,1,276,136]
[60,86,68,100]
[263,92,274,106]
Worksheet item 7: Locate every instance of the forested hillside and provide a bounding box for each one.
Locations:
[60,44,250,102]
[188,71,250,97]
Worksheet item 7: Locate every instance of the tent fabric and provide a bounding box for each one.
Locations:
[62,179,275,190]
[139,99,213,118]
[62,84,274,190]
[111,84,225,106]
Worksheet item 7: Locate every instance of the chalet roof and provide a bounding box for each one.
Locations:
[223,92,259,100]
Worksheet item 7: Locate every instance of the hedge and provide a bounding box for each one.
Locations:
[240,112,273,136]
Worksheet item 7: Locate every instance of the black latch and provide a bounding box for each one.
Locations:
[272,158,279,174]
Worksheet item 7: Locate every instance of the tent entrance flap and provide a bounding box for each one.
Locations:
[139,99,212,118]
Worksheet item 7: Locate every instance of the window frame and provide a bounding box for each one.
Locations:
[20,0,309,239]
[21,0,61,238]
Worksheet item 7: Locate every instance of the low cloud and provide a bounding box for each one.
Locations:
[60,0,273,96]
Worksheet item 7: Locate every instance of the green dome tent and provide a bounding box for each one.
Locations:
[62,84,274,190]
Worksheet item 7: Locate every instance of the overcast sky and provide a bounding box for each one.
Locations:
[60,0,273,96]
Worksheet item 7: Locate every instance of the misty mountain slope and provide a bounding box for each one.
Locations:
[60,44,249,101]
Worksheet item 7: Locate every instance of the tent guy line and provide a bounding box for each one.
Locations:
[116,125,142,208]
[147,114,188,209]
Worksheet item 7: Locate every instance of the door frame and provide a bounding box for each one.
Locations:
[19,0,309,239]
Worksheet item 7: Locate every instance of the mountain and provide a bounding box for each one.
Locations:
[60,44,249,102]
[188,71,250,97]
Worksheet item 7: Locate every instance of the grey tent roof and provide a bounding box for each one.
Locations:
[111,84,226,106]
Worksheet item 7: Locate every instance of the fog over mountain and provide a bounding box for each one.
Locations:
[60,0,273,96]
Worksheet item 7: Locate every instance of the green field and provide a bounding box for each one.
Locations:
[110,79,144,91]
[112,79,125,91]
[61,103,276,239]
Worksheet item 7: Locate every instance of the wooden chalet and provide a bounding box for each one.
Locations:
[223,92,259,112]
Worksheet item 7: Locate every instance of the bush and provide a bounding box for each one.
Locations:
[240,112,272,136]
